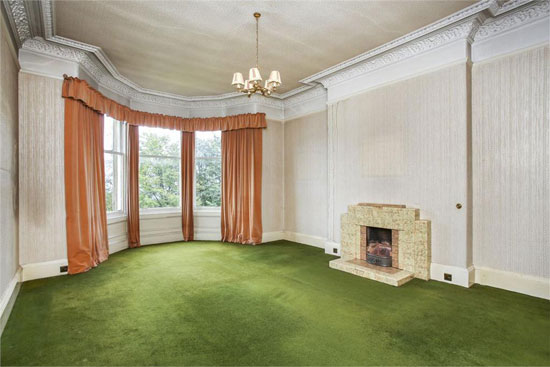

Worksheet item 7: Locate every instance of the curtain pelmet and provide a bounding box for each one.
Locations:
[62,77,266,132]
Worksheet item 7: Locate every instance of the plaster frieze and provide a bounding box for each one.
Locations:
[475,0,549,41]
[7,0,549,114]
[22,37,285,112]
[3,0,31,46]
[317,16,485,88]
[299,0,495,85]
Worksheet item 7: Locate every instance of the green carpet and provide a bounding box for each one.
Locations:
[2,241,549,366]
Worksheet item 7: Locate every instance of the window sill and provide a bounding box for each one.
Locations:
[140,209,181,219]
[138,208,221,219]
[194,208,221,217]
[107,214,127,225]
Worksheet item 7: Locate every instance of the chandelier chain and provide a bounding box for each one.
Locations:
[255,15,259,68]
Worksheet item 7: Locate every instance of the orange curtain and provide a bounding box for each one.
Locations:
[128,125,141,248]
[64,98,109,274]
[181,132,195,241]
[221,129,263,244]
[62,76,267,131]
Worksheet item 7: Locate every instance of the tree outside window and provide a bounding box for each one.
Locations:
[195,131,221,208]
[104,116,126,214]
[139,127,181,210]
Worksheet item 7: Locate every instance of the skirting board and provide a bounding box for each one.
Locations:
[0,269,21,336]
[430,263,475,288]
[109,239,128,254]
[325,241,341,256]
[283,232,326,249]
[475,267,550,300]
[262,231,285,243]
[21,259,68,282]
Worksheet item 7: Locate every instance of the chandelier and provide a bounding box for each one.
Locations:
[231,12,281,97]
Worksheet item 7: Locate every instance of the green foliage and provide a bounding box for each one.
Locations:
[104,153,114,212]
[139,132,180,209]
[195,133,221,207]
[134,130,222,210]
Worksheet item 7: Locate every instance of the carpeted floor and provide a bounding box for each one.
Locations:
[2,240,549,366]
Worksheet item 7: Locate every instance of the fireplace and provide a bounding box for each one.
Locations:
[360,225,399,268]
[330,203,430,286]
[367,227,392,267]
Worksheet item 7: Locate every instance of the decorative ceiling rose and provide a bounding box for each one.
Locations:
[231,12,281,98]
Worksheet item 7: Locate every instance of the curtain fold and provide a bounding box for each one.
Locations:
[64,98,109,274]
[128,125,141,248]
[62,76,266,131]
[221,129,263,244]
[181,132,195,241]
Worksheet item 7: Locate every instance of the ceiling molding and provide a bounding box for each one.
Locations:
[475,0,549,40]
[298,0,496,86]
[317,15,485,88]
[494,0,534,15]
[6,0,547,112]
[2,0,31,47]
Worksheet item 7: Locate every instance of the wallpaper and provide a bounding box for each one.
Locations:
[472,45,549,278]
[0,13,20,301]
[284,111,328,238]
[19,73,67,264]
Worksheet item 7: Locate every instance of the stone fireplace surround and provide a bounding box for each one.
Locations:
[329,203,431,286]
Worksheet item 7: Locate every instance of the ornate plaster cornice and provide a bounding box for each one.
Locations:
[475,0,549,41]
[299,0,495,86]
[317,16,485,88]
[284,85,327,108]
[2,0,31,47]
[6,0,548,112]
[22,37,285,112]
[494,0,535,15]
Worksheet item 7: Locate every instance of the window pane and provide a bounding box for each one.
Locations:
[104,116,114,151]
[112,119,125,153]
[104,153,114,212]
[195,131,221,207]
[196,157,221,207]
[196,131,221,158]
[113,153,124,212]
[139,156,180,209]
[139,126,180,157]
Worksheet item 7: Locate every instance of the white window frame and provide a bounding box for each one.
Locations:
[138,130,182,214]
[194,131,222,212]
[104,118,127,218]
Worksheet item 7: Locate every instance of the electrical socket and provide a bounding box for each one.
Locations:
[333,248,338,254]
[444,273,452,281]
[60,265,68,273]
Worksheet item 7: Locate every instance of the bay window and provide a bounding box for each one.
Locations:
[105,123,222,214]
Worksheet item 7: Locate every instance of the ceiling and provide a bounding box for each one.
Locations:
[54,0,476,97]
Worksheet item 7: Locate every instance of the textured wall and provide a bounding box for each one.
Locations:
[284,111,328,238]
[263,120,284,233]
[19,73,67,264]
[0,13,19,297]
[331,63,470,268]
[472,45,549,278]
